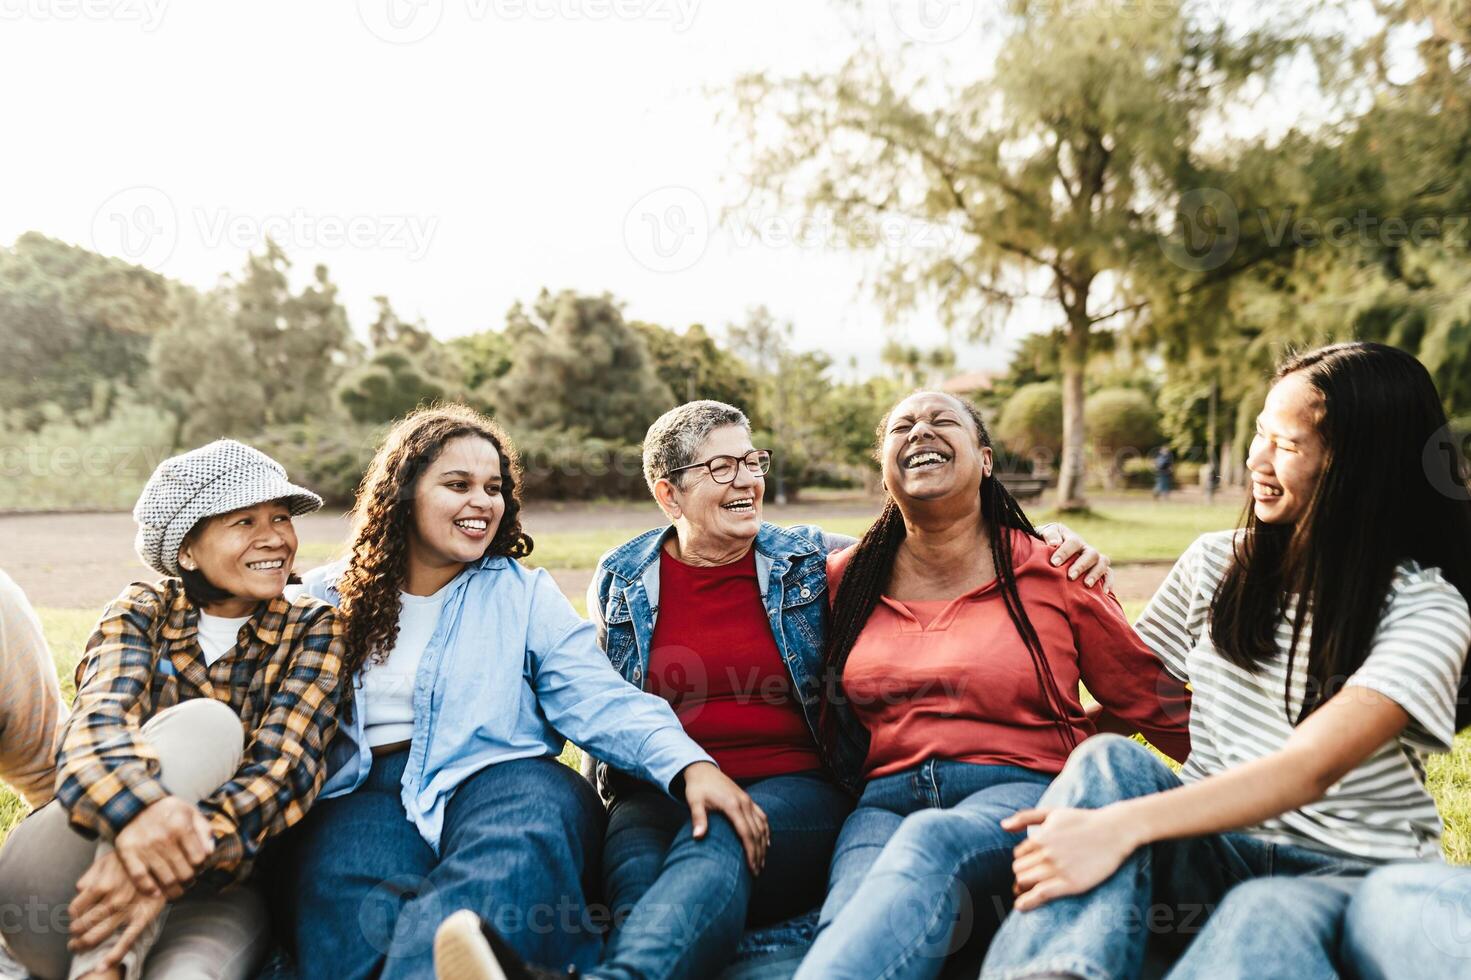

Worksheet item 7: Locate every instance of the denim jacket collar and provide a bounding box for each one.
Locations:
[600,521,824,609]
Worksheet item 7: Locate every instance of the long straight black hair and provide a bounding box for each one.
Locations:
[817,391,1080,760]
[1210,342,1471,727]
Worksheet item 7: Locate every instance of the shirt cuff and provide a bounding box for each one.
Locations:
[68,769,171,840]
[635,726,716,797]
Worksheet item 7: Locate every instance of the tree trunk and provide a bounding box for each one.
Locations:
[1054,318,1090,511]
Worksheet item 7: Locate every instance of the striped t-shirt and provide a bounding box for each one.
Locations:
[1134,530,1471,863]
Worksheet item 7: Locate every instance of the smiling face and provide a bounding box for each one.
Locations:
[178,499,298,612]
[408,435,507,578]
[881,392,991,505]
[1246,372,1327,525]
[659,424,765,549]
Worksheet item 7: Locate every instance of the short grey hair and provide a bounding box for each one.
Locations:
[642,400,750,494]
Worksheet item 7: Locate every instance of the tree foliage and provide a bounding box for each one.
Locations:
[492,289,674,443]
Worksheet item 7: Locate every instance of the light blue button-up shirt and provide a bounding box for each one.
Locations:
[302,554,713,852]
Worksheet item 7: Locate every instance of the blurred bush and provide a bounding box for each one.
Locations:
[997,383,1064,459]
[1085,388,1162,489]
[0,403,174,511]
[251,421,388,508]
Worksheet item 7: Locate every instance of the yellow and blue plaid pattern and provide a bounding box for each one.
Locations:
[54,579,346,885]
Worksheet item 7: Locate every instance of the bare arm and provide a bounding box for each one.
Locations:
[0,570,64,809]
[1008,687,1407,909]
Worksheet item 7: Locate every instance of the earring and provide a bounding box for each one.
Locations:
[181,559,196,571]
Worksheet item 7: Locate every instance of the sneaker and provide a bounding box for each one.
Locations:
[432,910,576,980]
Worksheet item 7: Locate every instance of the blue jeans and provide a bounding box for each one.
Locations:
[276,750,605,980]
[595,770,852,980]
[980,735,1373,980]
[794,760,1053,980]
[1341,862,1471,978]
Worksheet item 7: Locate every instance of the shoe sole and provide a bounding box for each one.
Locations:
[434,909,509,980]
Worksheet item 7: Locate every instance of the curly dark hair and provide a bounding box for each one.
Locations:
[817,391,1079,764]
[336,404,533,698]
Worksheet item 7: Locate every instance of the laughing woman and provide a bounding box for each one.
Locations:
[792,391,1192,980]
[980,342,1471,980]
[278,405,767,980]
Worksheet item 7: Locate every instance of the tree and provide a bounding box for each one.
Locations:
[232,241,355,426]
[492,290,674,443]
[337,349,447,423]
[149,284,269,447]
[725,306,837,500]
[631,320,758,411]
[0,233,171,426]
[148,242,356,445]
[879,340,956,389]
[1085,388,1161,488]
[732,3,1327,509]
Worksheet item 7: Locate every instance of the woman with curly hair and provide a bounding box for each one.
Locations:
[275,404,768,980]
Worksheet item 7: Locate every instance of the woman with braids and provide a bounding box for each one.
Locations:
[275,404,768,980]
[980,343,1471,980]
[793,390,1192,980]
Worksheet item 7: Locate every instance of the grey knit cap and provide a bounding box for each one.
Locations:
[133,439,323,578]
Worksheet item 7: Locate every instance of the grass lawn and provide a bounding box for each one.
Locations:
[5,498,1467,864]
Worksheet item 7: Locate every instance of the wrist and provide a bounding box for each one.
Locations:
[1106,799,1153,852]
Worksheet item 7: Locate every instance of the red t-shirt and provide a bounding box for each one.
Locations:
[648,546,823,780]
[830,529,1191,778]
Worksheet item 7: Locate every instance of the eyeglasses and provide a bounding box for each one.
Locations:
[667,449,772,485]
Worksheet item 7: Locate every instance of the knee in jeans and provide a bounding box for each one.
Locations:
[1048,734,1163,805]
[686,811,745,862]
[150,697,246,759]
[1345,864,1455,942]
[885,808,990,869]
[525,760,603,835]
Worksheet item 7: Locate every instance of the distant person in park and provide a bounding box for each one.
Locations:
[980,342,1471,979]
[786,391,1191,980]
[276,404,766,980]
[0,568,64,812]
[1152,444,1175,499]
[432,398,1112,980]
[0,440,347,980]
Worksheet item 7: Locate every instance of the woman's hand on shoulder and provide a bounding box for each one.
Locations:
[1039,523,1112,590]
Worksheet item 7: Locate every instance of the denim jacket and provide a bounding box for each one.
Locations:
[301,555,713,852]
[585,522,866,796]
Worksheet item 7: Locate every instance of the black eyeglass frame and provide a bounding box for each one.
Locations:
[666,449,773,485]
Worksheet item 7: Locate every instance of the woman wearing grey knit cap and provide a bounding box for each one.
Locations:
[0,439,349,980]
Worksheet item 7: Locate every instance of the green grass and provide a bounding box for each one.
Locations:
[1029,500,1244,563]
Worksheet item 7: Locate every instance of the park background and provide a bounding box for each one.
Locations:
[2,0,1470,859]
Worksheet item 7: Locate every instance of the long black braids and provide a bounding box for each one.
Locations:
[817,394,1080,764]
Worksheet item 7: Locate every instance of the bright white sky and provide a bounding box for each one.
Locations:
[0,0,1374,376]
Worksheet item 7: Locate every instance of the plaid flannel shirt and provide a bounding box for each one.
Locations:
[54,579,346,886]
